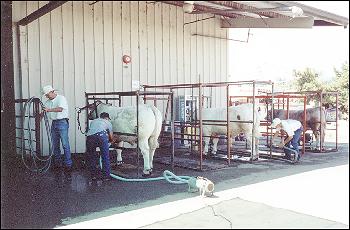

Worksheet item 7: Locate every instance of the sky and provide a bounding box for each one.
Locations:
[228,1,349,83]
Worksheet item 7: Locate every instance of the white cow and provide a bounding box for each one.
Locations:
[88,102,162,176]
[200,103,262,160]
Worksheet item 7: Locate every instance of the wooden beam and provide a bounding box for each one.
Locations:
[221,17,314,28]
[1,1,16,158]
[17,1,67,26]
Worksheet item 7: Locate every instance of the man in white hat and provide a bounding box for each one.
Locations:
[41,85,72,180]
[271,117,303,162]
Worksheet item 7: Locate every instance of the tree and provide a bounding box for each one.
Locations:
[291,63,349,119]
[326,62,349,118]
[292,68,323,104]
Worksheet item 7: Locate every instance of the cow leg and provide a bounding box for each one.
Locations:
[212,137,219,155]
[313,129,320,150]
[320,123,326,150]
[203,136,210,155]
[148,136,159,172]
[139,139,151,175]
[116,141,124,165]
[247,135,259,161]
[254,137,260,159]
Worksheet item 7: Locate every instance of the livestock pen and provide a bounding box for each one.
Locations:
[230,93,307,161]
[144,80,274,171]
[83,90,175,177]
[271,90,339,153]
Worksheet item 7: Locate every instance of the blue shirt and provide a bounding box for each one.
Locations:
[86,118,113,137]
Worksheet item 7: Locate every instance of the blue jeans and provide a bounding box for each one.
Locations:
[285,127,303,156]
[51,119,72,167]
[86,131,111,179]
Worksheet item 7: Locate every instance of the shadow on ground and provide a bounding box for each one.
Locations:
[1,143,348,228]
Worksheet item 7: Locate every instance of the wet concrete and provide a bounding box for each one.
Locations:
[1,143,348,229]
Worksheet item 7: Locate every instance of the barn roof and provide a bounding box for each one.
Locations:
[162,1,349,28]
[17,1,348,29]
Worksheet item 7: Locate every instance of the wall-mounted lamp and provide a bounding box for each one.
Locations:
[183,1,194,13]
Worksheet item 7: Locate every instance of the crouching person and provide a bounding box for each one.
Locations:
[86,112,116,184]
[271,118,303,162]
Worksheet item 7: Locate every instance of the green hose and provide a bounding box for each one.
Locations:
[99,158,198,190]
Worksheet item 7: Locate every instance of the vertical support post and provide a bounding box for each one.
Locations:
[251,81,256,161]
[170,90,175,170]
[198,84,203,171]
[269,83,275,157]
[143,86,147,104]
[226,84,231,165]
[85,92,89,130]
[335,92,338,151]
[286,95,290,119]
[34,98,41,156]
[302,96,306,155]
[136,92,140,177]
[319,92,323,152]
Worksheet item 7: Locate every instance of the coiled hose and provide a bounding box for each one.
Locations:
[21,97,53,173]
[99,158,214,194]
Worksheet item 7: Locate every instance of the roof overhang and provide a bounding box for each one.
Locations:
[161,1,349,29]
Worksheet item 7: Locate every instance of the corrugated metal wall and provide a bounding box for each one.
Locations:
[12,1,228,154]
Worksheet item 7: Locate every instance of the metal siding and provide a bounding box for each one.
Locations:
[83,2,95,93]
[112,1,122,94]
[73,1,86,153]
[190,14,197,84]
[139,1,147,90]
[169,5,177,85]
[203,14,211,99]
[130,1,140,100]
[103,1,114,93]
[62,2,76,153]
[183,13,191,95]
[197,15,203,84]
[215,16,221,108]
[176,7,184,96]
[38,1,50,155]
[27,1,40,98]
[162,3,170,86]
[154,3,162,87]
[93,2,104,93]
[220,27,228,107]
[12,1,229,153]
[121,1,131,106]
[209,16,216,107]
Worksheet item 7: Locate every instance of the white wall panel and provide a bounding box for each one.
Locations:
[93,2,105,93]
[121,1,131,106]
[62,2,76,152]
[12,1,229,153]
[103,1,114,93]
[73,1,86,153]
[130,1,140,100]
[83,2,95,93]
[112,1,122,94]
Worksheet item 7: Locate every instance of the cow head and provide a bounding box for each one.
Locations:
[86,100,103,120]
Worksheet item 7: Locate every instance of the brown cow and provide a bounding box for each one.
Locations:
[267,107,326,150]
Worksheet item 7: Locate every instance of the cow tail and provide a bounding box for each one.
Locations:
[149,105,162,148]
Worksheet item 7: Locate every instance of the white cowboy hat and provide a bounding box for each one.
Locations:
[42,85,55,95]
[271,118,282,128]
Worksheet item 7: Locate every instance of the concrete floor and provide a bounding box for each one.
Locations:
[1,141,348,229]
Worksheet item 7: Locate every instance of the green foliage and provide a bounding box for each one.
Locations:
[293,68,323,92]
[291,62,349,119]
